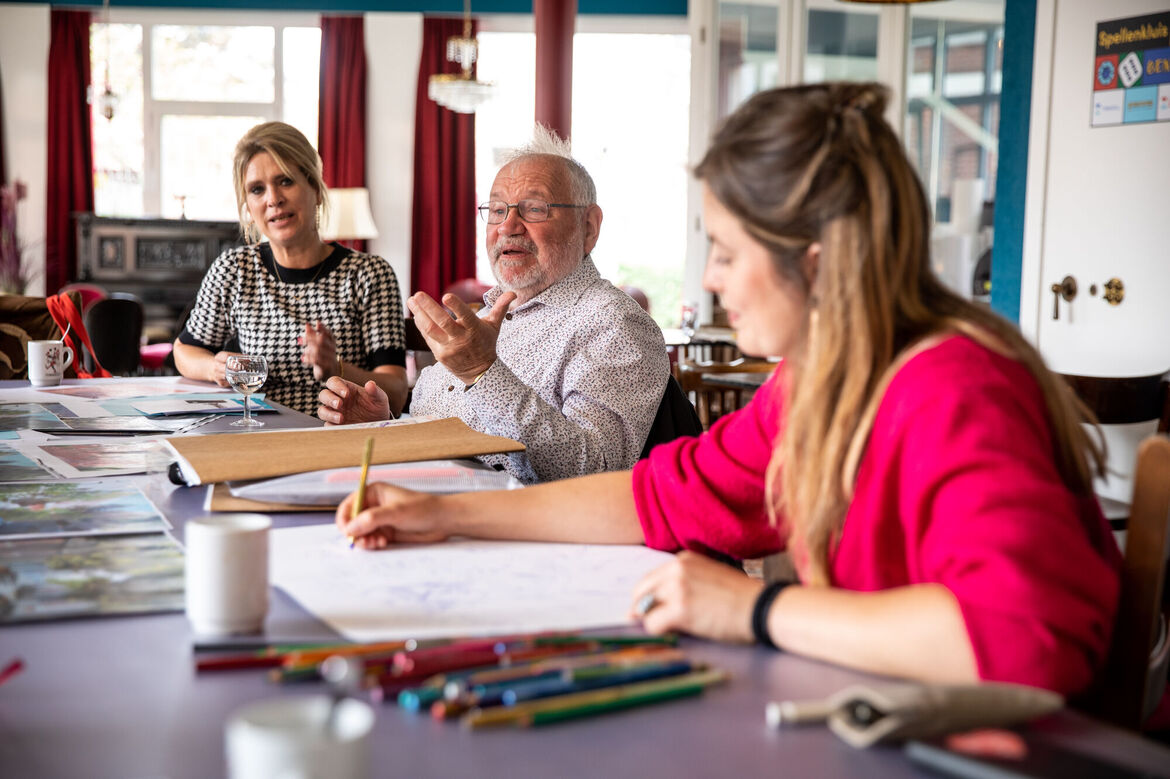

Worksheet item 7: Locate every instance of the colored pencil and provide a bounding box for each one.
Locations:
[349,435,375,547]
[434,660,700,719]
[462,669,730,729]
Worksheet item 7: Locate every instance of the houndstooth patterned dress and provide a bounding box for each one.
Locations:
[180,243,405,415]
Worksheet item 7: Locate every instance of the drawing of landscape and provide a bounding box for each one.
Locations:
[0,480,168,539]
[271,524,676,642]
[0,534,184,623]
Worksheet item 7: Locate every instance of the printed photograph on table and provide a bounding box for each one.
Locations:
[35,381,219,401]
[0,534,185,624]
[0,446,56,482]
[0,480,169,540]
[25,439,165,479]
[0,403,67,438]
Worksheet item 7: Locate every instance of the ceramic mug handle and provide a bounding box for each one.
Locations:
[60,346,74,371]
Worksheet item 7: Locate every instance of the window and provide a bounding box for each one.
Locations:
[474,21,691,329]
[905,14,1004,224]
[90,13,320,221]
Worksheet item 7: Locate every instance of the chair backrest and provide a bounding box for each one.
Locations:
[58,282,109,313]
[639,375,703,460]
[677,357,775,430]
[84,293,144,375]
[442,278,492,311]
[1097,434,1170,730]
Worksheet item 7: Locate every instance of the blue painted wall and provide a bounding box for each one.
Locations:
[990,0,1036,324]
[0,0,686,15]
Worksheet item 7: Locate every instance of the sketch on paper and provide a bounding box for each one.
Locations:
[0,480,169,540]
[0,533,184,624]
[270,524,676,643]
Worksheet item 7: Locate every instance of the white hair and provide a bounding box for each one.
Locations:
[500,123,597,205]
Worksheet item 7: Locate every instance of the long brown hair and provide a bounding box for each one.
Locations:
[695,82,1105,585]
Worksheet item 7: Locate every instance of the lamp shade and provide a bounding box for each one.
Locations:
[321,188,379,241]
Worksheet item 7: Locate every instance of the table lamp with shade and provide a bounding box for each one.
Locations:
[321,187,379,251]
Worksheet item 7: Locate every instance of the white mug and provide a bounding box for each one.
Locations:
[225,695,375,779]
[27,340,74,387]
[185,513,271,636]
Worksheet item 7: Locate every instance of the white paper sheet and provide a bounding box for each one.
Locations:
[229,460,520,505]
[269,524,675,642]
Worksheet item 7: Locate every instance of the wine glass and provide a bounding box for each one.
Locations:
[680,301,698,339]
[225,355,269,428]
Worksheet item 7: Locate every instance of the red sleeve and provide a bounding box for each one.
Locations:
[865,341,1121,694]
[632,369,787,559]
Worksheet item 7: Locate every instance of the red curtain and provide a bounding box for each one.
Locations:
[45,10,94,295]
[410,17,477,300]
[318,15,367,252]
[0,65,7,184]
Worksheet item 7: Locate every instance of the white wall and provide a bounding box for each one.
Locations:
[365,13,423,299]
[0,3,50,296]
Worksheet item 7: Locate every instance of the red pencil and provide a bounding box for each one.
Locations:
[0,658,25,687]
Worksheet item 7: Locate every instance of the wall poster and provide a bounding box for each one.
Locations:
[1092,11,1170,126]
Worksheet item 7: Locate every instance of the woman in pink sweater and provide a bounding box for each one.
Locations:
[336,83,1120,696]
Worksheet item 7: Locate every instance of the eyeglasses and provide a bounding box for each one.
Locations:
[478,200,587,224]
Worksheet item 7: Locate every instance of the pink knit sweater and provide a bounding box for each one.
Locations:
[633,336,1121,694]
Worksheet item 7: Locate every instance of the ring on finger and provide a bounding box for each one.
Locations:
[635,592,659,617]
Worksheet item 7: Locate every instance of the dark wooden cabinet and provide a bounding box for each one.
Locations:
[75,213,242,337]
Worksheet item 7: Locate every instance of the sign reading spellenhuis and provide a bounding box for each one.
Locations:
[1092,11,1170,127]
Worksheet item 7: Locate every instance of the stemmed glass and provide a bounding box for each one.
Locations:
[225,355,269,428]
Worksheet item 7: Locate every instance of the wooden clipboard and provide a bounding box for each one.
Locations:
[165,417,525,485]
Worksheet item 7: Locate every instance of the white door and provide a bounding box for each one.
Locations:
[1024,0,1170,376]
[1022,0,1170,501]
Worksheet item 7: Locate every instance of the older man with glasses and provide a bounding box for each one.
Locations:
[317,127,670,484]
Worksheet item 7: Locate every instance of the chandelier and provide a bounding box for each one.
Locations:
[427,0,495,114]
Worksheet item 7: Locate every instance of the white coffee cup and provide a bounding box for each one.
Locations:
[185,513,271,636]
[27,340,74,387]
[226,695,375,779]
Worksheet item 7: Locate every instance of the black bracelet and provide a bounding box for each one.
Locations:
[751,581,792,649]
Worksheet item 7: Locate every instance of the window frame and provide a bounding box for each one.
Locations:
[98,8,320,218]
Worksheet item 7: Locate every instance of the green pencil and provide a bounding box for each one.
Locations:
[461,668,729,729]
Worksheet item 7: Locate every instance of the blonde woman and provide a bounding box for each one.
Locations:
[335,84,1120,696]
[174,122,407,416]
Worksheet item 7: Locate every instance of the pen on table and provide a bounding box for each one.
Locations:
[0,658,25,687]
[349,435,375,548]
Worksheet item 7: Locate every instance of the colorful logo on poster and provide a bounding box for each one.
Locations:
[1143,47,1170,85]
[1096,55,1119,89]
[1118,51,1144,87]
[1124,85,1158,123]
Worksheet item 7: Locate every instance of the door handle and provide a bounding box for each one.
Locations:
[1050,275,1077,320]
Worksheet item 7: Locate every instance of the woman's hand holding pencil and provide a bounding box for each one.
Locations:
[335,481,449,550]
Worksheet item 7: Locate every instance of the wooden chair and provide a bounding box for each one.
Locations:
[677,357,776,429]
[1095,434,1170,731]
